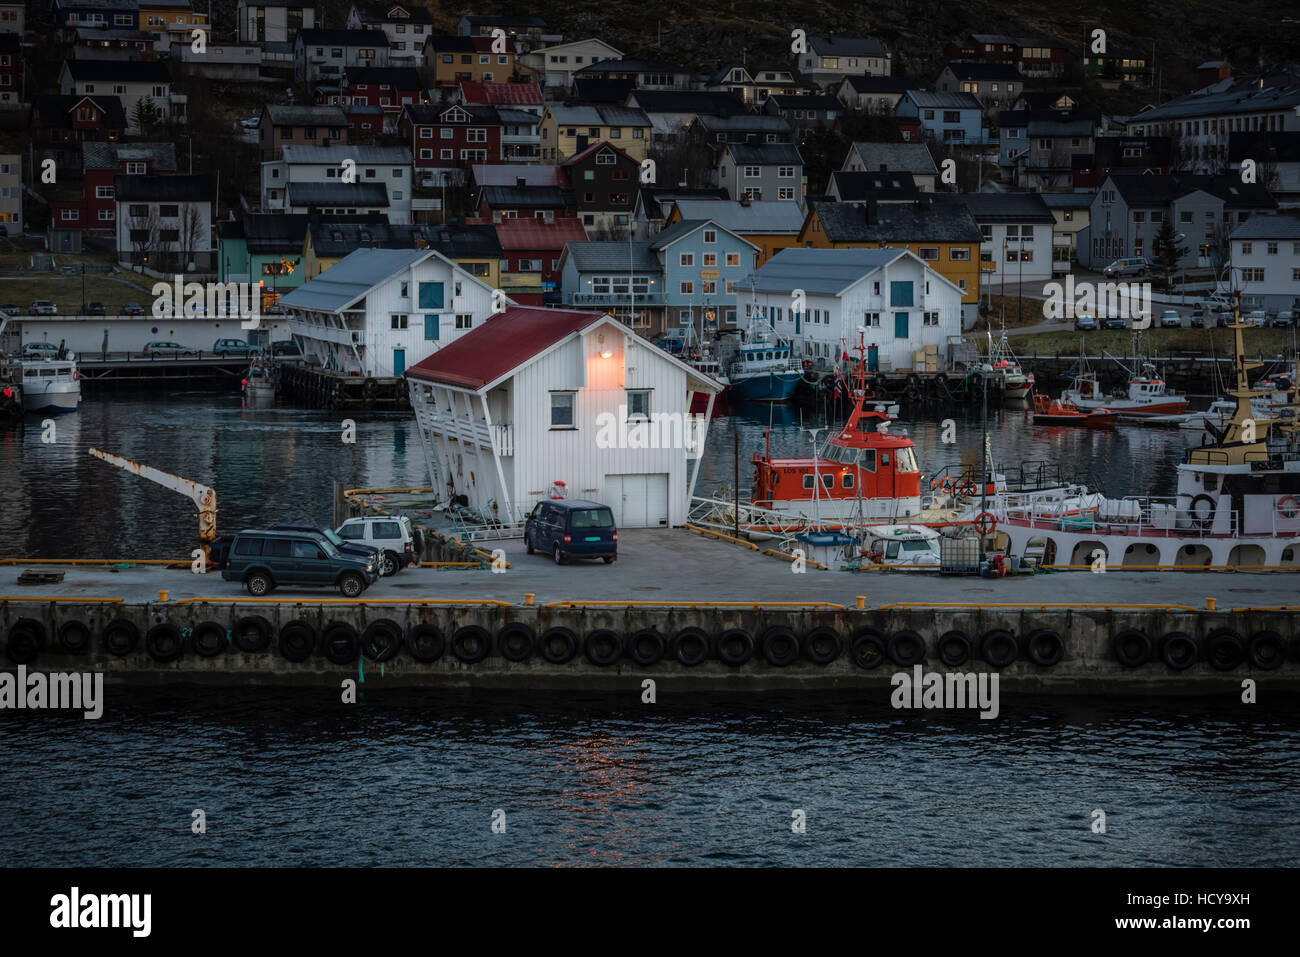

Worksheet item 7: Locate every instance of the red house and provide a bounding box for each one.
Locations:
[399,102,503,185]
[50,141,176,232]
[343,66,423,114]
[458,80,543,113]
[31,94,128,147]
[482,216,586,287]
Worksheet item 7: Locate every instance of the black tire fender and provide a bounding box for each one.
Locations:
[584,628,623,666]
[671,627,711,667]
[1159,631,1197,670]
[980,629,1018,668]
[849,626,886,669]
[716,628,755,666]
[146,623,184,663]
[406,623,445,663]
[323,622,360,665]
[626,628,665,666]
[1204,627,1245,671]
[937,630,971,667]
[496,622,536,662]
[1247,630,1285,670]
[1023,628,1064,667]
[233,615,273,653]
[361,618,403,662]
[189,620,228,658]
[760,626,800,667]
[57,619,92,655]
[539,627,579,664]
[887,629,926,667]
[5,618,45,664]
[801,627,842,665]
[102,618,139,657]
[1112,628,1153,668]
[450,625,491,663]
[278,619,316,663]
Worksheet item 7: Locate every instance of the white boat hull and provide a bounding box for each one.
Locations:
[22,382,80,413]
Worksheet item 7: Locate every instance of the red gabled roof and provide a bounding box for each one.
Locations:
[488,216,586,250]
[560,140,636,167]
[405,306,606,390]
[459,80,544,106]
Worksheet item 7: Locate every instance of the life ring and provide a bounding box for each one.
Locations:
[1247,630,1285,670]
[450,625,491,663]
[323,622,360,665]
[980,629,1018,667]
[5,618,45,664]
[760,626,800,667]
[496,622,536,662]
[277,619,316,662]
[801,627,842,664]
[72,369,79,381]
[848,626,886,669]
[1204,627,1245,671]
[958,480,977,498]
[671,627,711,667]
[1189,493,1216,527]
[973,511,998,536]
[1023,628,1064,667]
[57,619,92,655]
[940,476,957,493]
[1159,631,1197,670]
[145,622,184,663]
[886,629,926,666]
[583,628,623,666]
[361,618,403,662]
[189,620,228,658]
[538,627,579,664]
[1112,628,1152,668]
[627,628,665,665]
[233,615,273,653]
[937,629,971,666]
[1278,495,1299,519]
[102,618,139,657]
[405,622,445,662]
[716,628,755,666]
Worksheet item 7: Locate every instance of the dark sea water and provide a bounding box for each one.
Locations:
[2,394,1294,867]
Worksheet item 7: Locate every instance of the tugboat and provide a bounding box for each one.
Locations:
[751,341,922,522]
[988,300,1300,568]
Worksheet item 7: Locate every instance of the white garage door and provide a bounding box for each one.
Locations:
[604,473,669,528]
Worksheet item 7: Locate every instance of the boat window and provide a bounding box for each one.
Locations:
[886,542,900,559]
[765,351,773,361]
[860,449,876,472]
[821,473,834,488]
[39,368,56,377]
[902,540,933,552]
[842,473,854,489]
[1203,474,1218,492]
[895,447,918,473]
[803,474,815,490]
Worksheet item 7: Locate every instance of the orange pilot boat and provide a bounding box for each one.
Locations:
[1031,394,1118,428]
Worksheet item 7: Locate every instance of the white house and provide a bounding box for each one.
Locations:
[736,247,964,371]
[1228,213,1300,312]
[345,3,433,64]
[115,174,213,271]
[959,192,1055,288]
[237,0,317,43]
[279,247,497,376]
[798,35,891,87]
[519,37,623,90]
[261,144,412,222]
[58,59,184,131]
[841,141,938,192]
[0,2,24,34]
[404,306,723,527]
[293,28,390,85]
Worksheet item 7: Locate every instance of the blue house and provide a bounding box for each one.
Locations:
[897,91,985,145]
[650,219,759,333]
[558,240,667,335]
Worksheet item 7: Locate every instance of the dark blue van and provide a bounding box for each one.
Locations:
[524,499,618,564]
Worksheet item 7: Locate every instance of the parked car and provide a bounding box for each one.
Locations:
[270,339,304,358]
[221,528,378,597]
[121,302,145,316]
[335,515,419,576]
[0,303,18,315]
[1101,316,1127,330]
[22,342,59,358]
[1073,314,1098,331]
[1103,257,1149,278]
[524,499,618,565]
[142,340,197,357]
[29,300,57,315]
[1189,306,1206,328]
[213,338,260,357]
[270,523,379,565]
[241,116,260,130]
[83,302,106,316]
[1159,309,1182,328]
[1271,309,1294,327]
[1246,310,1269,327]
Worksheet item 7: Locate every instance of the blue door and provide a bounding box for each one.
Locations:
[894,313,909,338]
[393,348,405,375]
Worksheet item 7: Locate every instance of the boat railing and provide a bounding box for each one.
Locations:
[995,492,1256,539]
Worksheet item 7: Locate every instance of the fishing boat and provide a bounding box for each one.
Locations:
[1030,394,1117,428]
[985,304,1300,568]
[987,332,1034,400]
[19,357,81,413]
[860,524,942,567]
[727,327,801,402]
[242,357,276,402]
[1061,354,1188,417]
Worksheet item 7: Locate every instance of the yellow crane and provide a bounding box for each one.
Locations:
[89,448,218,564]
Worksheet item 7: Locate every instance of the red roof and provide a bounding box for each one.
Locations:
[459,80,544,106]
[489,216,586,250]
[405,307,606,390]
[560,140,636,167]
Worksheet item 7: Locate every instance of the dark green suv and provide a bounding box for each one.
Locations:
[221,529,379,597]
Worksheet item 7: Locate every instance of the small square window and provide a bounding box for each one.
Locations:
[550,392,576,428]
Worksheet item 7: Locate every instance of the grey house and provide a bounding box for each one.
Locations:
[293,28,390,84]
[717,142,805,206]
[1080,172,1277,272]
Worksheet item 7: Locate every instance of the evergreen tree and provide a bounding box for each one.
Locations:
[1150,217,1188,291]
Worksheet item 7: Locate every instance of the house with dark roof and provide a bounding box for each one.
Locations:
[936,62,1021,113]
[58,59,181,131]
[560,141,640,234]
[30,94,127,148]
[114,173,213,270]
[345,4,433,64]
[237,1,319,44]
[72,24,159,61]
[798,36,891,88]
[300,221,502,284]
[52,141,177,235]
[341,65,422,114]
[958,192,1056,285]
[650,218,761,333]
[897,90,985,144]
[53,0,139,33]
[1082,172,1279,271]
[706,63,809,106]
[259,103,348,158]
[1228,213,1300,310]
[558,239,664,331]
[996,109,1097,188]
[827,170,919,204]
[538,104,651,163]
[631,186,731,239]
[627,90,749,143]
[518,37,621,90]
[943,33,1067,78]
[425,34,519,87]
[399,102,502,187]
[762,93,842,131]
[1227,130,1300,209]
[475,183,575,223]
[405,303,719,528]
[456,15,558,54]
[573,59,691,91]
[294,28,389,85]
[216,213,311,290]
[570,77,635,104]
[841,141,938,191]
[1073,135,1172,189]
[262,144,412,222]
[717,142,805,205]
[797,196,983,324]
[835,74,914,113]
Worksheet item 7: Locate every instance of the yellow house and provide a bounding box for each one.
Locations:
[538,104,651,163]
[301,223,501,289]
[798,199,981,318]
[664,198,804,268]
[426,36,519,87]
[139,1,208,35]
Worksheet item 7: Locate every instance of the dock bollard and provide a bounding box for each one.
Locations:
[524,593,534,606]
[856,595,866,610]
[1205,597,1216,610]
[158,589,169,602]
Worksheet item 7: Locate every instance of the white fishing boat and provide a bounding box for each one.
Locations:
[20,357,81,413]
[860,524,942,567]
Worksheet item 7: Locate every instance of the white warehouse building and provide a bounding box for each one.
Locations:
[736,247,965,371]
[404,307,723,527]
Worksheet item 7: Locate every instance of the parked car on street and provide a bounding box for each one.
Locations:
[122,302,145,315]
[142,340,197,357]
[1271,309,1294,327]
[1246,310,1269,327]
[213,338,260,357]
[1159,309,1182,328]
[270,523,379,565]
[1074,314,1098,331]
[221,528,378,597]
[30,300,57,315]
[82,301,106,316]
[1189,306,1206,327]
[1101,316,1127,330]
[524,499,618,565]
[0,303,18,315]
[270,340,304,358]
[1103,257,1149,278]
[22,342,59,358]
[335,515,419,576]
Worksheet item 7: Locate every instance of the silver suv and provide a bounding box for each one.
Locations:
[1102,257,1149,278]
[335,515,419,576]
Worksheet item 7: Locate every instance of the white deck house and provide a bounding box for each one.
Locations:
[736,247,964,370]
[404,307,724,527]
[278,247,498,376]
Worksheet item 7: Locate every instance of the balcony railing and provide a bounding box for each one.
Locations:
[567,291,666,306]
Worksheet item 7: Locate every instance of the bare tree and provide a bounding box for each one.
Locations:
[180,204,205,271]
[126,206,160,272]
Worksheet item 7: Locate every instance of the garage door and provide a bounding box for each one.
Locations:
[604,473,670,528]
